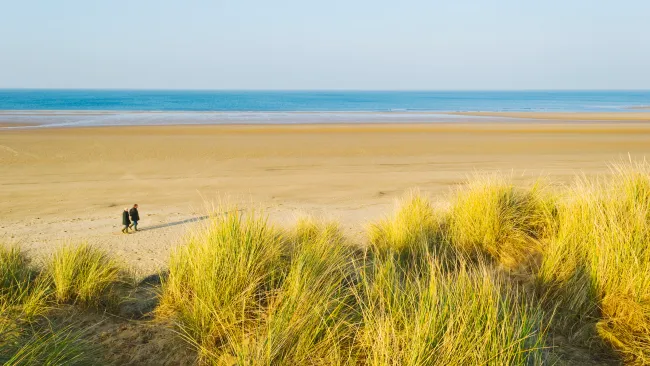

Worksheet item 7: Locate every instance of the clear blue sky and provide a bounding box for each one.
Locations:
[1,0,649,90]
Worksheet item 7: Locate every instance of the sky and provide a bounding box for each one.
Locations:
[1,0,649,90]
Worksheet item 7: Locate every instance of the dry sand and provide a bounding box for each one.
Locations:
[3,119,650,273]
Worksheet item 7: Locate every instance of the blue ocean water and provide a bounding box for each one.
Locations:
[1,90,649,112]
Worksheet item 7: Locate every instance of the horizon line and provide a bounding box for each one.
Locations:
[2,88,650,92]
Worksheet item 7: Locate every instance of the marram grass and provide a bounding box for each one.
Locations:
[447,174,555,268]
[159,208,288,359]
[534,162,650,364]
[368,190,443,254]
[0,244,96,365]
[161,165,650,364]
[356,255,547,365]
[4,163,650,365]
[220,218,359,364]
[161,207,550,364]
[0,324,96,366]
[0,245,50,323]
[45,243,123,307]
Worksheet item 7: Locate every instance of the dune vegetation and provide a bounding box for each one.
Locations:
[0,244,98,365]
[2,162,650,365]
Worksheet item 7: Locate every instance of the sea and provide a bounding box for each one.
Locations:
[1,90,649,128]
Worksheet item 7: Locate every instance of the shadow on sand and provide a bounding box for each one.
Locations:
[135,208,245,232]
[136,215,210,232]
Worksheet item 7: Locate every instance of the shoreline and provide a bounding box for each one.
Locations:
[1,110,650,129]
[5,121,650,134]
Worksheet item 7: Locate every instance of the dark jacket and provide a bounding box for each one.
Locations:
[122,210,131,225]
[129,207,140,221]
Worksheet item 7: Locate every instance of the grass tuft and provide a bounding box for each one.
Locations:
[447,174,555,269]
[0,244,50,326]
[1,244,96,365]
[45,243,123,307]
[356,252,548,365]
[0,325,96,366]
[537,162,650,362]
[159,208,288,360]
[368,191,453,269]
[222,218,359,364]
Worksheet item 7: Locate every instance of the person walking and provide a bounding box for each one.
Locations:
[129,204,140,231]
[122,208,131,234]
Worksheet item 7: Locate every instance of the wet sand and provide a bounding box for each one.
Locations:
[452,111,650,121]
[2,121,650,272]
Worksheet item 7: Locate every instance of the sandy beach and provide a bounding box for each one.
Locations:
[5,1,650,361]
[3,118,650,273]
[452,111,650,121]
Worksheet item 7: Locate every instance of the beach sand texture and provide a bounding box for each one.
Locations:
[452,111,650,121]
[2,119,650,272]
